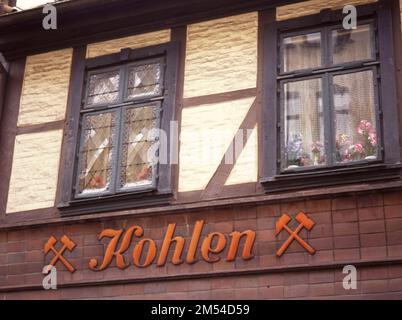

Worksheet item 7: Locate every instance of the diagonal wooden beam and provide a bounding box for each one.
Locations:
[201,98,258,199]
[0,73,6,121]
[0,53,8,123]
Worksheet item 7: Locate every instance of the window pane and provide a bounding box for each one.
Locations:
[282,32,322,73]
[332,24,373,64]
[126,63,162,100]
[333,70,378,163]
[120,105,159,189]
[283,78,325,169]
[77,112,116,195]
[87,71,120,106]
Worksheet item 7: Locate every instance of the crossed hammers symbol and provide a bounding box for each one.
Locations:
[276,212,316,257]
[44,235,76,273]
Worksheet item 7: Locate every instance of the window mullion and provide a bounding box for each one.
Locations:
[152,104,162,189]
[324,72,335,167]
[111,107,124,194]
[111,67,127,194]
[323,26,334,167]
[322,26,330,68]
[111,66,127,193]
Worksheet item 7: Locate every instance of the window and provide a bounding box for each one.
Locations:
[59,43,179,213]
[262,3,401,192]
[280,23,380,171]
[76,59,163,198]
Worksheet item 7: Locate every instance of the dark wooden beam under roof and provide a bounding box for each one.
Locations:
[0,0,304,60]
[0,52,8,125]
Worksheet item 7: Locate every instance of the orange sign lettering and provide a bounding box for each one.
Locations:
[42,213,318,277]
[89,220,256,271]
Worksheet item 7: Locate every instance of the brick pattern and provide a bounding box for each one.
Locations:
[1,190,402,299]
[18,49,72,126]
[6,130,63,213]
[86,30,171,58]
[3,265,402,300]
[184,12,257,98]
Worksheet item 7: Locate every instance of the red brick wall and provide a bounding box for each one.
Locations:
[1,189,402,299]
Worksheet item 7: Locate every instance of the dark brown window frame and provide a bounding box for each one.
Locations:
[58,43,180,215]
[278,20,381,171]
[76,58,165,198]
[261,1,401,193]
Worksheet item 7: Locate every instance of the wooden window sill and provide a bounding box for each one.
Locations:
[261,163,401,193]
[58,190,173,216]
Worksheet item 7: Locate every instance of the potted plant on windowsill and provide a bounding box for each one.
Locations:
[285,134,324,169]
[335,120,378,163]
[358,120,377,160]
[311,141,324,166]
[286,134,304,169]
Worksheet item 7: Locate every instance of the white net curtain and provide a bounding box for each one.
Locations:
[282,24,378,170]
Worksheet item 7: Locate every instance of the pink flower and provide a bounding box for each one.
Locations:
[368,132,377,146]
[345,143,366,161]
[354,143,364,154]
[358,120,373,135]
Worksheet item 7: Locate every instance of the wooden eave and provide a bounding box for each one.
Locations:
[0,0,303,60]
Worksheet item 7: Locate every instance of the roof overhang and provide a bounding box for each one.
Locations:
[0,0,303,60]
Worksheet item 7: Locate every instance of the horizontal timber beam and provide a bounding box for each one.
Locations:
[0,0,305,60]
